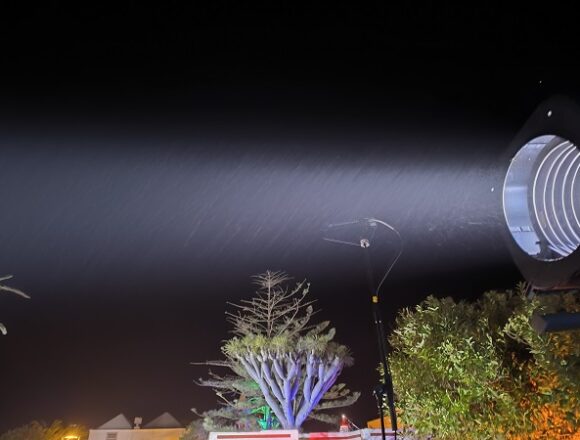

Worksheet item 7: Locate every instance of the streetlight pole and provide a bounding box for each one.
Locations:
[323,218,402,440]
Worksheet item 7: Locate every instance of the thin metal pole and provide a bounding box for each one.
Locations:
[363,246,397,440]
[374,384,386,440]
[322,217,401,439]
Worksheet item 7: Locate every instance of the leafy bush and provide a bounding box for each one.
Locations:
[0,420,87,440]
[387,284,580,440]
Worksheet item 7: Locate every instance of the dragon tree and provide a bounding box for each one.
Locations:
[196,271,359,430]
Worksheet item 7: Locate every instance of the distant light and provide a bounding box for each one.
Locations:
[547,110,553,117]
[503,134,580,261]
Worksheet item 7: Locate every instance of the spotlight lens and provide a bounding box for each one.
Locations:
[503,135,580,261]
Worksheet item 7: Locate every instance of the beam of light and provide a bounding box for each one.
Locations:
[503,134,580,261]
[0,129,509,294]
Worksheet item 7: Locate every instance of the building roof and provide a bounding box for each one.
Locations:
[144,412,182,428]
[98,413,133,429]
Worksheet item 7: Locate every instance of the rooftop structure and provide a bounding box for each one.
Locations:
[88,412,185,440]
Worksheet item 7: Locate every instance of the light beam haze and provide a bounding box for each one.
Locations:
[0,125,510,295]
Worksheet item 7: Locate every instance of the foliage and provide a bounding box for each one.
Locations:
[0,420,87,440]
[181,419,209,440]
[0,421,44,440]
[196,271,359,430]
[193,358,274,432]
[252,405,281,430]
[0,275,29,335]
[386,283,580,440]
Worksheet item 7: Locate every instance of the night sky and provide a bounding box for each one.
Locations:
[1,2,580,433]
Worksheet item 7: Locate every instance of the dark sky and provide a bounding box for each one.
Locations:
[1,2,580,433]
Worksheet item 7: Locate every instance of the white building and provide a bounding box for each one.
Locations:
[88,412,185,440]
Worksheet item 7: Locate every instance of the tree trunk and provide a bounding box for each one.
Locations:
[238,351,343,429]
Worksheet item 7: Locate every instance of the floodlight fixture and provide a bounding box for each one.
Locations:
[501,96,580,332]
[502,96,580,290]
[504,134,580,261]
